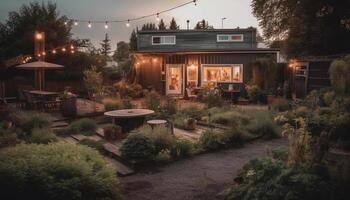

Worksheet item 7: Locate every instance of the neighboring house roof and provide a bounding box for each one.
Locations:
[138,28,257,34]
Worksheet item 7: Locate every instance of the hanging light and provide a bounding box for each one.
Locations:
[62,47,66,52]
[52,49,57,54]
[71,50,75,54]
[42,52,46,56]
[104,21,109,29]
[126,20,130,27]
[194,0,197,6]
[74,21,78,26]
[156,13,160,21]
[70,45,74,50]
[88,21,92,28]
[64,21,68,26]
[37,53,41,57]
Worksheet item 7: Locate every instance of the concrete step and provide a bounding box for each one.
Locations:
[104,157,134,177]
[103,142,122,157]
[62,136,79,144]
[71,134,103,142]
[52,121,69,128]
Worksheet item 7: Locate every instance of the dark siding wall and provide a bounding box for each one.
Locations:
[138,30,257,51]
[307,61,331,92]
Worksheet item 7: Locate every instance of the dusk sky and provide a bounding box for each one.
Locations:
[0,0,259,49]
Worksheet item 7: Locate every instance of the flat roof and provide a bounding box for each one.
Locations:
[133,48,279,55]
[138,28,257,34]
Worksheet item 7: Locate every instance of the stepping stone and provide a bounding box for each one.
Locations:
[71,134,87,142]
[103,143,122,158]
[96,127,105,138]
[104,157,134,176]
[86,135,102,141]
[62,137,78,144]
[52,121,69,128]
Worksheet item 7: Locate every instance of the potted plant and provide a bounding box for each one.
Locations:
[185,118,197,130]
[60,89,77,117]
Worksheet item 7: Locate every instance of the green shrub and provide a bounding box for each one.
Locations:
[322,91,336,106]
[211,110,250,126]
[201,91,224,108]
[227,158,331,200]
[247,85,265,103]
[0,143,120,200]
[66,118,97,136]
[79,139,105,153]
[247,113,280,139]
[154,150,172,164]
[329,58,350,96]
[27,128,58,144]
[120,133,155,163]
[272,147,288,161]
[0,126,18,148]
[137,126,175,154]
[199,129,229,151]
[224,128,249,147]
[179,106,203,120]
[144,90,161,111]
[271,98,291,112]
[22,113,53,133]
[170,140,193,159]
[102,97,133,111]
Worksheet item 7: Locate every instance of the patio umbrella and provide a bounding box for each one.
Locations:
[16,61,64,91]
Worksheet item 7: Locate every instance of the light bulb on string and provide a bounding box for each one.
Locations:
[88,21,92,28]
[70,45,74,50]
[156,13,160,21]
[42,52,46,56]
[104,22,109,29]
[62,47,66,52]
[74,21,78,26]
[71,50,75,54]
[194,0,197,6]
[52,49,57,54]
[126,20,130,27]
[64,21,68,26]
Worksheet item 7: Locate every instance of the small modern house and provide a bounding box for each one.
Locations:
[133,28,280,96]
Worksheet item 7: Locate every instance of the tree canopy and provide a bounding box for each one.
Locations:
[252,0,350,57]
[158,19,167,30]
[194,19,214,30]
[129,29,138,51]
[169,18,180,30]
[100,33,112,56]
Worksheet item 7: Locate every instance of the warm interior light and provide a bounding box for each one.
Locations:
[35,33,43,40]
[62,48,66,52]
[152,58,158,62]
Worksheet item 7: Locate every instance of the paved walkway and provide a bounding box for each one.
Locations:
[119,138,288,200]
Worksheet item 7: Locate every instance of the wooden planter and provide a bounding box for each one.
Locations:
[61,97,77,118]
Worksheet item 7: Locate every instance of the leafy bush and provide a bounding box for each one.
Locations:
[271,98,291,112]
[144,90,161,111]
[322,91,336,106]
[114,80,143,98]
[201,91,224,108]
[211,110,250,126]
[199,129,229,151]
[120,133,155,163]
[66,118,97,136]
[170,140,193,159]
[79,139,105,153]
[227,158,331,200]
[0,126,18,148]
[102,97,134,111]
[27,128,58,144]
[247,113,280,139]
[137,126,175,154]
[247,85,265,103]
[178,106,203,120]
[0,143,120,200]
[22,113,53,133]
[224,128,250,147]
[329,58,350,96]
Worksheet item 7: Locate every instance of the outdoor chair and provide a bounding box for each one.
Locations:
[186,88,197,100]
[23,91,42,110]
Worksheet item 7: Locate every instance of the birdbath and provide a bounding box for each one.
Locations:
[104,109,155,133]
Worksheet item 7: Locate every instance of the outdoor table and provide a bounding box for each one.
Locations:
[29,90,59,100]
[221,89,240,104]
[104,109,155,133]
[147,119,167,129]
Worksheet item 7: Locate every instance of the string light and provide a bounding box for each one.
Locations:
[64,21,68,26]
[71,50,75,54]
[42,52,46,56]
[68,0,197,29]
[62,47,66,52]
[52,49,57,54]
[70,45,74,50]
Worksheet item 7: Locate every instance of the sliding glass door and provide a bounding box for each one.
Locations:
[166,64,184,95]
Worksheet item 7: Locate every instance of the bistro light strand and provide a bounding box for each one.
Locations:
[67,0,198,28]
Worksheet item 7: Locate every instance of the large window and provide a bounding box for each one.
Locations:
[217,34,244,42]
[202,64,243,86]
[187,64,198,88]
[152,36,176,45]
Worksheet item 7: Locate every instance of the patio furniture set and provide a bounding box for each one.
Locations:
[20,89,62,111]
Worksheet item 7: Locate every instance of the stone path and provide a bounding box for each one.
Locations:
[120,138,287,200]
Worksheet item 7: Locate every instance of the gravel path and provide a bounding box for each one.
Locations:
[119,138,288,200]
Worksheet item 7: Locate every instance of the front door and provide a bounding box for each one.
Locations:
[166,64,184,95]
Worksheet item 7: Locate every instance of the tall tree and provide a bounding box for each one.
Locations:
[0,2,71,61]
[99,33,111,56]
[158,19,167,30]
[113,41,130,63]
[129,29,138,51]
[194,19,213,30]
[169,18,179,30]
[251,0,350,57]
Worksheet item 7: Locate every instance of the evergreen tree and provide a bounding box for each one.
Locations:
[169,18,179,30]
[129,29,138,51]
[141,23,157,31]
[195,19,213,30]
[158,19,167,30]
[99,33,111,56]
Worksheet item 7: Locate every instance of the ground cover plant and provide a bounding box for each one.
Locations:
[0,142,120,200]
[65,118,97,136]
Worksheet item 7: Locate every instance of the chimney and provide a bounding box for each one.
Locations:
[187,20,190,30]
